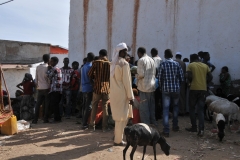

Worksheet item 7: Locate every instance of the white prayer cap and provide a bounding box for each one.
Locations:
[176,52,182,55]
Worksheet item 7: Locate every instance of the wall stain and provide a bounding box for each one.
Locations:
[198,0,204,49]
[83,0,89,55]
[173,0,178,52]
[132,0,140,59]
[107,0,113,57]
[165,0,168,7]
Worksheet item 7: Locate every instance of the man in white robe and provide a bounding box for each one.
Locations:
[110,42,134,146]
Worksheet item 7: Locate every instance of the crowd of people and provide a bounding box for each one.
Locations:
[15,42,232,146]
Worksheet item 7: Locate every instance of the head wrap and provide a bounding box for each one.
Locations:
[110,42,128,77]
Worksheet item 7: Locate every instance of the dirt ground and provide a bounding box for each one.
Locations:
[0,116,240,160]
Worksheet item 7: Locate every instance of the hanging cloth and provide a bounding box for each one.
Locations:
[0,66,13,125]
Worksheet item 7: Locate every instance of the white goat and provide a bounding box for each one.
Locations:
[208,99,239,129]
[206,95,227,107]
[205,95,227,121]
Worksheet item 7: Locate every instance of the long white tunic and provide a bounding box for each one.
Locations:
[110,58,134,121]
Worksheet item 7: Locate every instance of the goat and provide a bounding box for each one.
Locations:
[123,123,170,160]
[208,99,239,129]
[206,95,226,107]
[213,112,225,141]
[205,95,227,121]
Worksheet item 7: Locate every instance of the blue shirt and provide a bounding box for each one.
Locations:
[81,62,93,92]
[157,58,184,92]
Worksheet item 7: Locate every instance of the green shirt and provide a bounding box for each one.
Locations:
[187,62,210,91]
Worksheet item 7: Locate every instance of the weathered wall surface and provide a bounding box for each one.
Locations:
[0,40,50,64]
[2,69,30,98]
[69,0,240,84]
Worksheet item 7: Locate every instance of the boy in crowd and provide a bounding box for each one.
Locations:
[202,52,216,72]
[88,49,110,132]
[71,61,80,116]
[81,53,95,129]
[59,58,74,119]
[46,57,62,122]
[32,54,50,124]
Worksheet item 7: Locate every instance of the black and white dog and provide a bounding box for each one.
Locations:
[123,123,170,160]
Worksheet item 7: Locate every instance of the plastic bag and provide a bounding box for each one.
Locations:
[17,120,30,131]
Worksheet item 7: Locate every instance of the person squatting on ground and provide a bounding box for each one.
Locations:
[88,49,110,132]
[137,47,157,126]
[32,54,50,124]
[185,54,213,137]
[110,42,134,146]
[81,52,95,129]
[46,56,63,122]
[157,49,184,137]
[59,58,74,118]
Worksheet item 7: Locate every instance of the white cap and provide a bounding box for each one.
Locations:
[176,52,182,55]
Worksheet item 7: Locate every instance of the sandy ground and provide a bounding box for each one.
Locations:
[0,116,240,160]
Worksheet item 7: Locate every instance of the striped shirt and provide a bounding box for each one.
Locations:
[157,58,184,92]
[47,66,62,93]
[88,58,110,94]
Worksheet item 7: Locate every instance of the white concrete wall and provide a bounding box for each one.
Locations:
[69,0,240,84]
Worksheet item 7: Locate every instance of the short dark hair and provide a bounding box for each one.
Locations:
[87,52,95,61]
[126,54,131,58]
[99,49,107,56]
[198,51,204,58]
[94,56,99,61]
[51,56,59,63]
[151,48,158,56]
[190,54,199,62]
[63,57,69,61]
[137,47,146,55]
[72,61,79,66]
[164,49,173,58]
[83,57,87,62]
[203,52,209,58]
[222,66,229,72]
[183,58,189,62]
[42,54,50,63]
[176,54,182,59]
